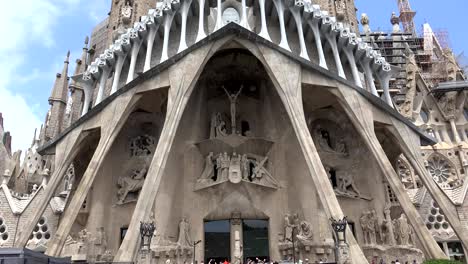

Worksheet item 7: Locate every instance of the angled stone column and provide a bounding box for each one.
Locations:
[376,62,397,108]
[256,45,368,263]
[214,0,224,31]
[160,4,177,62]
[126,24,146,84]
[78,73,96,116]
[336,87,448,259]
[239,0,251,31]
[45,92,141,256]
[178,0,194,53]
[114,43,215,262]
[195,0,207,42]
[359,46,378,96]
[306,7,327,69]
[110,33,131,94]
[289,2,310,61]
[14,128,83,247]
[340,32,363,88]
[257,0,271,41]
[110,52,128,94]
[322,19,346,79]
[272,0,291,51]
[388,119,468,253]
[95,52,114,104]
[143,8,163,72]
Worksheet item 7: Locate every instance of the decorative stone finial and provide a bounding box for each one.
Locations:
[390,12,400,25]
[84,36,89,45]
[360,13,371,35]
[391,12,401,33]
[65,50,70,63]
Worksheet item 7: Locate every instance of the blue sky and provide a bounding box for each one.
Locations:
[0,0,466,154]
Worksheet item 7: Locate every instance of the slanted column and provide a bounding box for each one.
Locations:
[376,62,397,108]
[461,128,468,142]
[195,0,207,42]
[95,68,111,104]
[393,123,468,254]
[360,48,378,96]
[322,19,346,79]
[239,0,250,30]
[214,0,223,31]
[161,4,176,62]
[111,53,127,94]
[289,2,310,60]
[44,93,140,256]
[14,130,83,247]
[341,32,363,88]
[80,73,96,116]
[95,51,114,104]
[126,24,146,84]
[143,8,163,72]
[178,0,194,53]
[272,0,291,51]
[433,127,442,142]
[307,8,327,69]
[449,118,462,144]
[337,87,448,259]
[258,0,271,41]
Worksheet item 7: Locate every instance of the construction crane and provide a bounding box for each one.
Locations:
[397,0,417,36]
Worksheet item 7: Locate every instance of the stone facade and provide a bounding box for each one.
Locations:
[1,1,468,264]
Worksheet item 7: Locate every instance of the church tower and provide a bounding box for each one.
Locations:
[314,0,359,32]
[44,52,70,141]
[107,0,155,43]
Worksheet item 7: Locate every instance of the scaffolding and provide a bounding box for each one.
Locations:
[397,0,417,36]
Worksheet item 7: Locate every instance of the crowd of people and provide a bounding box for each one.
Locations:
[201,258,422,264]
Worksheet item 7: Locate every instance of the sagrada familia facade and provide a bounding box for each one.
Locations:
[0,0,467,263]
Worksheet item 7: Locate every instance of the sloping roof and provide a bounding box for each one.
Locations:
[38,24,436,154]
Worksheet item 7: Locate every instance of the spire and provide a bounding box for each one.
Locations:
[73,36,89,76]
[49,51,70,104]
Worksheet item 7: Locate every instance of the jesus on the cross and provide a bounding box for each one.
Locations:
[222,85,243,134]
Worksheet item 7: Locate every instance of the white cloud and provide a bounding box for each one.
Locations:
[0,87,42,155]
[0,0,85,153]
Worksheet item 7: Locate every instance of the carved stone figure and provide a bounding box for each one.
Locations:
[198,152,215,183]
[335,138,348,155]
[283,213,299,242]
[316,126,333,151]
[396,214,411,245]
[77,229,91,255]
[296,221,313,243]
[337,171,360,196]
[229,152,242,183]
[176,218,192,248]
[222,85,243,134]
[241,154,250,180]
[210,112,228,138]
[381,204,396,245]
[360,211,376,245]
[129,135,156,157]
[121,0,133,24]
[218,152,230,181]
[94,227,107,259]
[117,168,147,204]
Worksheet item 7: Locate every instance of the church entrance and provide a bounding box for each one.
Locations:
[205,220,231,263]
[242,220,269,263]
[204,219,270,263]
